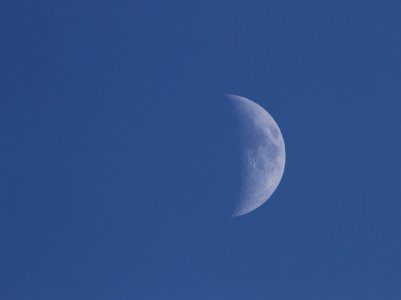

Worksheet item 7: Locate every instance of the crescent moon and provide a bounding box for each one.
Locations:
[227,94,286,217]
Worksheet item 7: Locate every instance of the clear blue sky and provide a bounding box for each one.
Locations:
[1,1,400,299]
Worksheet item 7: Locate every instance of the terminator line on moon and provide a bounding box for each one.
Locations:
[227,95,286,217]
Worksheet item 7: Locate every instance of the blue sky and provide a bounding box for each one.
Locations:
[1,1,400,299]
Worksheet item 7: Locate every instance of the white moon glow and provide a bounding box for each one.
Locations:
[227,95,286,217]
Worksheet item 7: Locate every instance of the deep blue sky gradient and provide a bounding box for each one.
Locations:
[1,1,401,299]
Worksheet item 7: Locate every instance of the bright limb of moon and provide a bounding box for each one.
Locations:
[227,94,286,217]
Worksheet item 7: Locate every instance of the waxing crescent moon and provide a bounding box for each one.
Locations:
[227,94,286,217]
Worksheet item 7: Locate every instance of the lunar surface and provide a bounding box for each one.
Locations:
[227,95,286,217]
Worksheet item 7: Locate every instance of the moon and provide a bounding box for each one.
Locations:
[227,94,286,217]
